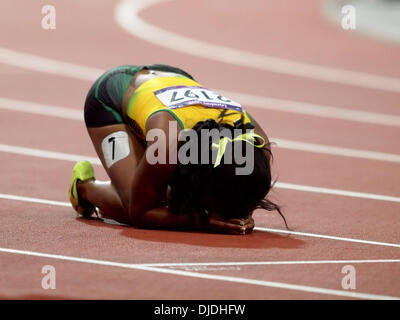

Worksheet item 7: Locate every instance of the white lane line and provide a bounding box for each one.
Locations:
[0,47,103,81]
[2,97,400,163]
[0,193,70,208]
[138,266,399,300]
[0,97,83,120]
[254,227,400,249]
[0,144,101,165]
[0,193,399,249]
[0,247,397,300]
[223,92,400,127]
[2,91,400,130]
[143,259,400,268]
[1,144,400,203]
[1,48,400,127]
[273,138,400,163]
[274,182,400,203]
[115,0,400,93]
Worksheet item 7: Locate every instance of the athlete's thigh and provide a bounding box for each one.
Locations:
[87,124,145,208]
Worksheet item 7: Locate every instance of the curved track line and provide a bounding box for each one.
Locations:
[1,48,400,127]
[0,247,398,300]
[115,0,400,93]
[1,144,400,203]
[2,98,400,163]
[0,193,399,248]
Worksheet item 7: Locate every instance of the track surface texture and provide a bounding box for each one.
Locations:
[0,0,399,300]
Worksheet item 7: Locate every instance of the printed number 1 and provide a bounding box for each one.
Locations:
[108,137,116,160]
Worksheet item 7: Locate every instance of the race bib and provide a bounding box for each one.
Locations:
[101,131,130,168]
[154,86,242,112]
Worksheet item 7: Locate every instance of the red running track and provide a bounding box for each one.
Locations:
[0,0,399,299]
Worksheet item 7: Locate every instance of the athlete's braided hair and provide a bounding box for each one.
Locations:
[167,110,288,228]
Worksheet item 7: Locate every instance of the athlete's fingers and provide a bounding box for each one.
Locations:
[206,212,254,235]
[208,212,250,225]
[233,217,254,234]
[228,217,252,226]
[207,218,246,235]
[245,218,255,233]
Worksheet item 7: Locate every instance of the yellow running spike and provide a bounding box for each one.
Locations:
[68,160,96,218]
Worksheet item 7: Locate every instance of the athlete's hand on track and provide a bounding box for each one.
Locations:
[205,213,254,235]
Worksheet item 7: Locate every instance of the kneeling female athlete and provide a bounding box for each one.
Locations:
[68,64,286,235]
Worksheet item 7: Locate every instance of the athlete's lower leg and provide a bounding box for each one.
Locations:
[78,179,130,225]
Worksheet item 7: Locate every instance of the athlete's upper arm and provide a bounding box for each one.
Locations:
[128,111,180,222]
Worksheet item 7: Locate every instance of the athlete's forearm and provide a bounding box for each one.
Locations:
[128,150,177,224]
[131,206,199,230]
